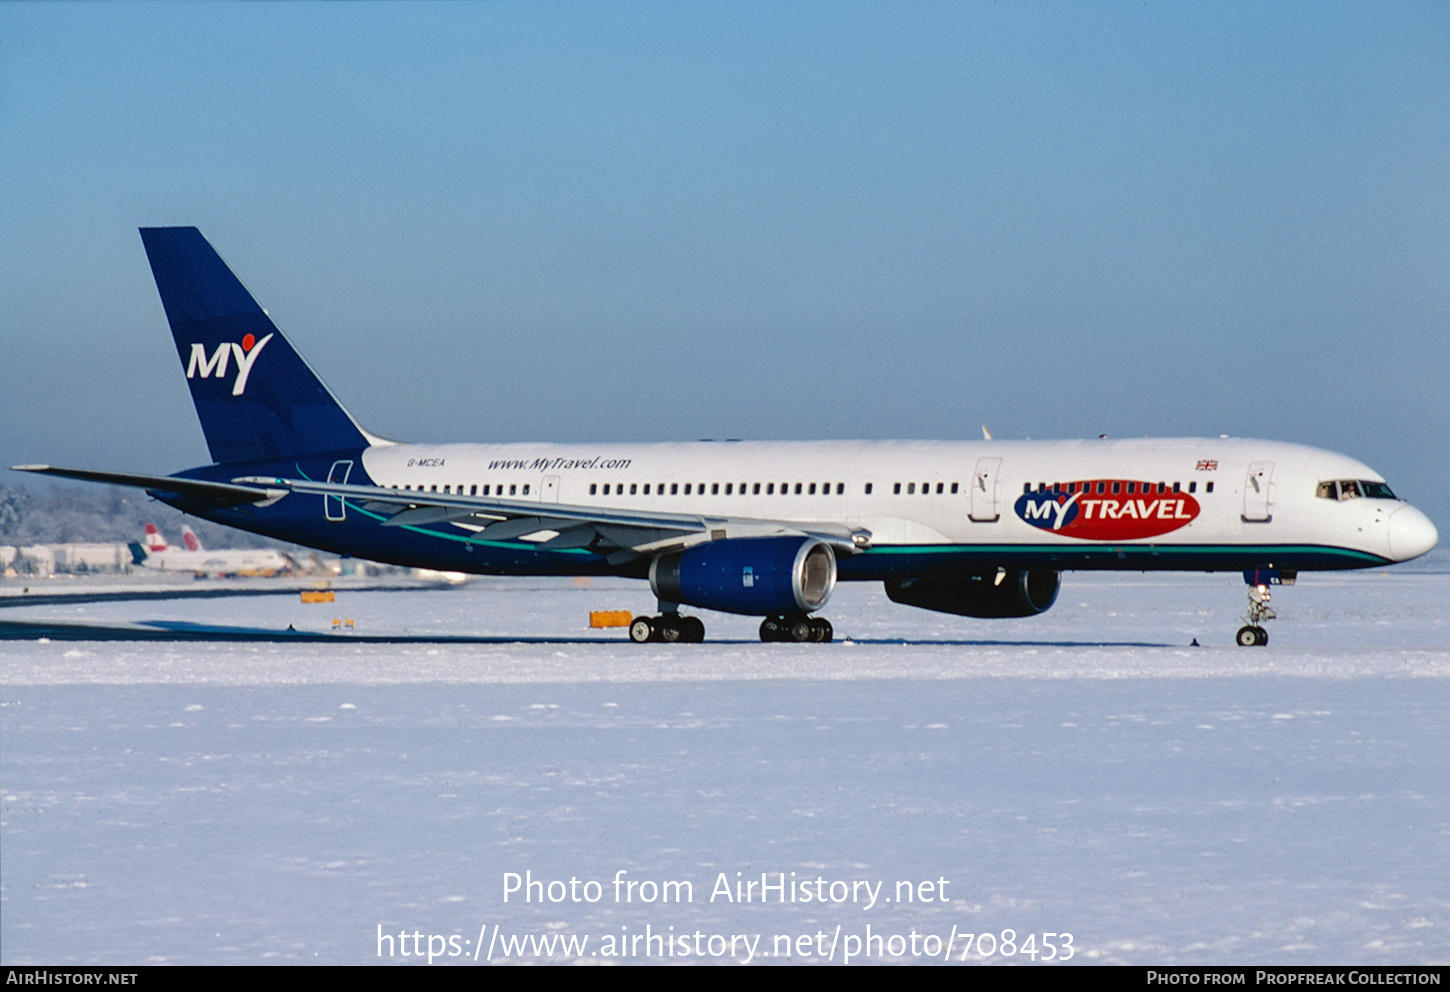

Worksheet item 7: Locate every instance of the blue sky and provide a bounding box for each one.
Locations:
[3,2,1447,525]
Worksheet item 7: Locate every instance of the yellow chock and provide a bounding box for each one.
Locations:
[301,590,336,604]
[589,610,633,629]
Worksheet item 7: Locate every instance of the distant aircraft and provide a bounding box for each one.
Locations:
[128,522,293,577]
[16,228,1438,643]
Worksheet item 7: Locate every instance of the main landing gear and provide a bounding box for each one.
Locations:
[1235,580,1277,647]
[759,614,833,643]
[630,612,705,643]
[627,612,835,643]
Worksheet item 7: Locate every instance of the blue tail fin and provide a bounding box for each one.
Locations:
[140,227,371,465]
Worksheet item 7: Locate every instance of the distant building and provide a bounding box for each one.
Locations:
[2,542,130,576]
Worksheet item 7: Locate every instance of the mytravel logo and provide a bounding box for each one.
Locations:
[185,332,274,396]
[1014,480,1200,541]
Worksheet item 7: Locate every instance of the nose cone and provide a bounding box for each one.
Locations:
[1388,505,1439,562]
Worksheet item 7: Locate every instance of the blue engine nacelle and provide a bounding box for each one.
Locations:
[650,537,837,616]
[884,569,1060,618]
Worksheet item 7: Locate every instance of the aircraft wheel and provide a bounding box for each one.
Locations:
[1236,625,1267,647]
[760,617,783,642]
[1255,626,1268,646]
[788,618,814,643]
[814,618,833,643]
[682,616,706,642]
[630,617,655,644]
[658,616,683,643]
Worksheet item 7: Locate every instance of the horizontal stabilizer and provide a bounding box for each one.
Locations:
[11,465,286,507]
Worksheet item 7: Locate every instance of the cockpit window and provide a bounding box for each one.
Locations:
[1316,479,1397,501]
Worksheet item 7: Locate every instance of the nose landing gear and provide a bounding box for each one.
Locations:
[1235,570,1286,646]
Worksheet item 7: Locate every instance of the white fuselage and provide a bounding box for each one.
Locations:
[354,436,1435,570]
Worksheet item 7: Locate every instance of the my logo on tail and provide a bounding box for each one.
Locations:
[185,333,273,395]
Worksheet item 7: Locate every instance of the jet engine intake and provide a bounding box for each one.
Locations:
[651,537,836,616]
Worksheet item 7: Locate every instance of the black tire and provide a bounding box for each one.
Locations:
[682,616,706,642]
[789,619,813,643]
[815,618,833,643]
[1236,625,1261,647]
[658,617,682,643]
[629,617,655,644]
[760,618,782,642]
[1255,626,1268,646]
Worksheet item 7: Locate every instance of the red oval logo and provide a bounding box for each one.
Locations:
[1014,480,1201,540]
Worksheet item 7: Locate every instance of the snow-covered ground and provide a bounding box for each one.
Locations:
[2,556,1447,965]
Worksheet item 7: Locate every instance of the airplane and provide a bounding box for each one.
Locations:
[127,522,294,577]
[13,227,1438,645]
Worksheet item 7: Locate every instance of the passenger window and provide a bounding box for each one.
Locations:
[1206,482,1214,493]
[630,483,638,495]
[590,484,598,495]
[907,483,916,495]
[865,483,873,495]
[522,485,530,495]
[894,483,902,495]
[950,482,958,494]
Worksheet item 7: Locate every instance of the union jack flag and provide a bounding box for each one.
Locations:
[1195,459,1218,471]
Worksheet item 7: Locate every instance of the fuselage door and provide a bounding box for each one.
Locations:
[542,475,561,503]
[1242,461,1274,522]
[969,457,1002,522]
[325,459,353,522]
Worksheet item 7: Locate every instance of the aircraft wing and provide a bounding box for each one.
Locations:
[233,475,872,562]
[12,465,288,507]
